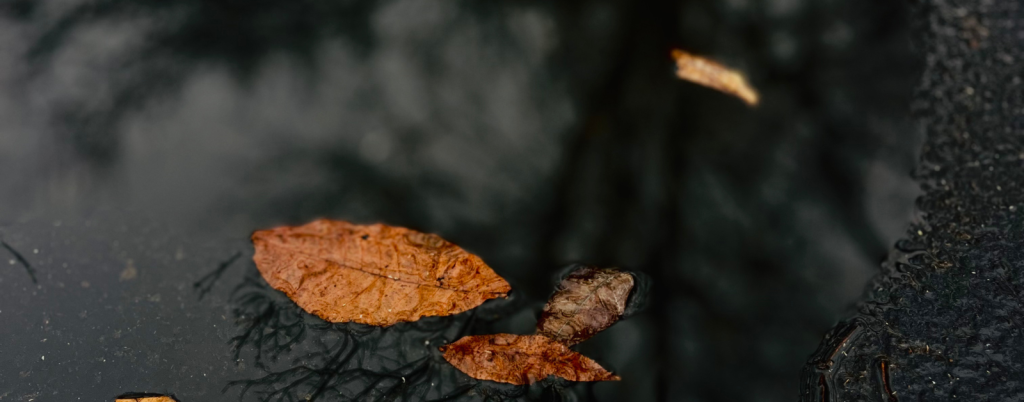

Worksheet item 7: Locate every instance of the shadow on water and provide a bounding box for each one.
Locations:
[204,263,614,402]
[194,251,242,300]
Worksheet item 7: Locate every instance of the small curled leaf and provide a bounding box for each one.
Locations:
[536,266,634,345]
[440,334,620,385]
[672,48,759,106]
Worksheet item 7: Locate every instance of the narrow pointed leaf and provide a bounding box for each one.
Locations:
[252,219,511,326]
[672,48,759,106]
[440,334,620,385]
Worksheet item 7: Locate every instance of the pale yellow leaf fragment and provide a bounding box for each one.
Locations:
[115,396,177,402]
[672,49,759,106]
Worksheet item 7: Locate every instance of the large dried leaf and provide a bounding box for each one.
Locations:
[440,334,619,385]
[252,219,511,326]
[672,49,759,106]
[536,266,634,345]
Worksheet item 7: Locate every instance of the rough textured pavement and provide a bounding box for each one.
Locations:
[802,0,1024,400]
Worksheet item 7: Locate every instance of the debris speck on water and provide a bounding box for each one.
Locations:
[1,239,37,283]
[120,260,138,281]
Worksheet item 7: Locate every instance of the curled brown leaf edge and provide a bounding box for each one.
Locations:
[536,266,635,345]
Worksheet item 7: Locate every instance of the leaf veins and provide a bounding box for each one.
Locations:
[251,219,511,326]
[440,334,619,385]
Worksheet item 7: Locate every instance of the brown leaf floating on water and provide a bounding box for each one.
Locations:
[536,266,634,345]
[115,393,179,402]
[440,334,620,385]
[672,48,759,106]
[252,219,511,326]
